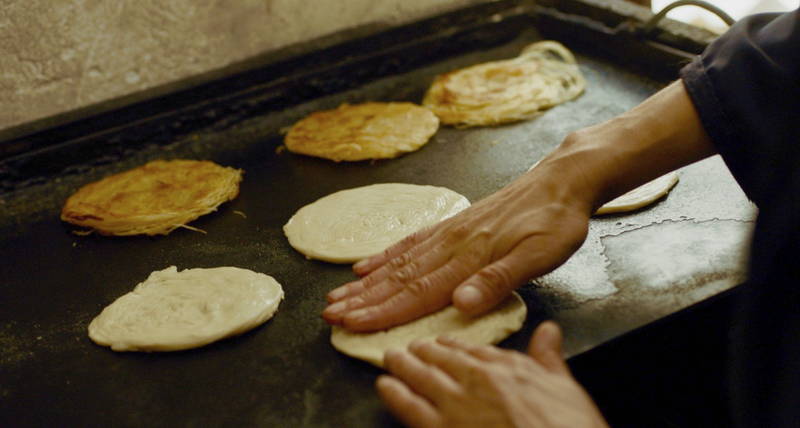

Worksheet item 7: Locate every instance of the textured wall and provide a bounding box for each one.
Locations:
[0,0,482,131]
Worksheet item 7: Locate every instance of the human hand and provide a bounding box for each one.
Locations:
[322,158,594,332]
[376,321,609,428]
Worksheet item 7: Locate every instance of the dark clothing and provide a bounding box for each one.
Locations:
[681,8,800,428]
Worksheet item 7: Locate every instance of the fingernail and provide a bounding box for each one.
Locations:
[324,300,347,317]
[455,285,483,307]
[353,259,370,271]
[327,287,348,301]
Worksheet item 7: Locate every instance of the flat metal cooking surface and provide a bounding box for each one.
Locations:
[1,3,753,427]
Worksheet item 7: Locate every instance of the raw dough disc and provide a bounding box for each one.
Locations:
[88,266,284,352]
[284,102,439,162]
[283,183,470,263]
[527,161,679,215]
[61,159,242,236]
[595,172,679,215]
[423,41,585,127]
[331,292,527,367]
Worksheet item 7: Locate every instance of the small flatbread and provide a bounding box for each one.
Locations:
[331,292,527,367]
[423,41,585,127]
[61,159,242,236]
[527,161,679,215]
[88,266,284,352]
[284,102,439,162]
[596,172,679,215]
[284,183,469,264]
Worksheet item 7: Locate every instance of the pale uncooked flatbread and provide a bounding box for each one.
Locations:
[283,183,470,264]
[527,161,679,215]
[88,266,284,352]
[595,172,679,215]
[423,41,585,127]
[331,292,527,367]
[284,102,439,162]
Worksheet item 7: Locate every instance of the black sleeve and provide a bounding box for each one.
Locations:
[680,9,800,428]
[680,8,800,207]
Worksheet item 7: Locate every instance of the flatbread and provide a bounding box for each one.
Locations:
[284,102,439,162]
[284,183,469,264]
[331,292,527,367]
[595,172,679,215]
[61,159,242,236]
[527,161,679,215]
[88,266,284,352]
[423,41,585,127]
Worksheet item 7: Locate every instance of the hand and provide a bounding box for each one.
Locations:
[322,81,715,333]
[322,156,594,331]
[376,321,610,428]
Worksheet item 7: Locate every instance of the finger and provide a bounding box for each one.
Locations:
[408,340,485,382]
[376,375,441,428]
[527,320,571,376]
[383,349,460,404]
[340,249,485,331]
[324,239,462,323]
[353,225,438,276]
[435,336,510,363]
[326,235,451,305]
[453,238,550,316]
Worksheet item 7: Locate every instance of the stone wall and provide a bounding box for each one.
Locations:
[0,0,483,131]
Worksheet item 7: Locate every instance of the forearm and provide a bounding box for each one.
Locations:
[535,80,716,212]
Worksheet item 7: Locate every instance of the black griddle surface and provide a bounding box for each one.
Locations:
[0,3,753,427]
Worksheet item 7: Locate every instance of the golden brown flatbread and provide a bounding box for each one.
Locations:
[61,159,242,236]
[423,41,585,127]
[284,102,439,162]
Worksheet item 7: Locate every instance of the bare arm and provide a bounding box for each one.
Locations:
[323,80,715,332]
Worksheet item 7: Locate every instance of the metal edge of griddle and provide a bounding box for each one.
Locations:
[0,0,532,192]
[531,0,719,79]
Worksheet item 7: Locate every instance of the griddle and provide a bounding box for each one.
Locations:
[0,1,755,426]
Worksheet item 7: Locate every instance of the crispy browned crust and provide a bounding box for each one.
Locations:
[284,102,439,162]
[423,41,586,127]
[60,159,242,236]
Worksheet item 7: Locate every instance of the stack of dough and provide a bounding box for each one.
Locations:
[61,159,242,236]
[88,266,284,352]
[284,183,470,263]
[423,41,586,127]
[284,102,439,162]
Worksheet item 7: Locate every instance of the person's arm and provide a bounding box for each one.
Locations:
[323,80,715,332]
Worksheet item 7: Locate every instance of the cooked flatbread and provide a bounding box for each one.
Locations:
[88,266,284,352]
[284,102,439,162]
[284,183,469,264]
[61,159,242,236]
[423,40,585,127]
[331,292,527,368]
[596,172,679,215]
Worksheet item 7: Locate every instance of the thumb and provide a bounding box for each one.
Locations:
[452,257,524,316]
[527,321,571,376]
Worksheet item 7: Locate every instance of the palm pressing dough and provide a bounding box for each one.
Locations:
[88,266,284,352]
[61,159,242,236]
[284,183,470,263]
[595,172,679,215]
[284,102,439,162]
[423,41,585,127]
[331,292,527,367]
